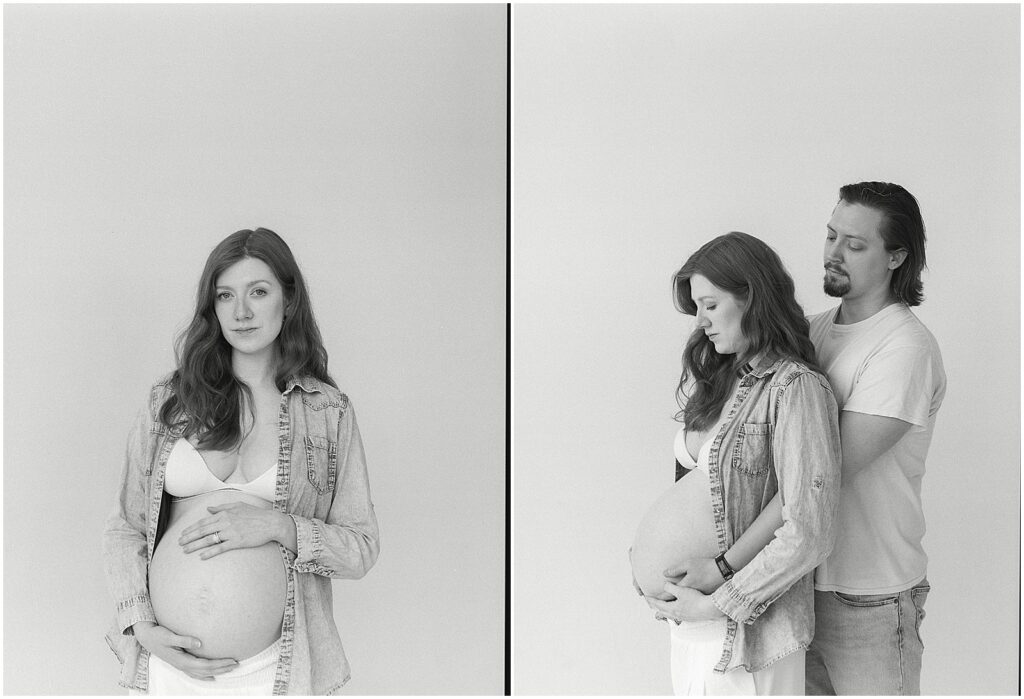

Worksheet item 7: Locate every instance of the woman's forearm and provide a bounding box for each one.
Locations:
[725,494,782,570]
[276,511,298,553]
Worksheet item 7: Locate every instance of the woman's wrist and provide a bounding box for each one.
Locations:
[700,593,725,620]
[276,511,298,553]
[131,620,157,636]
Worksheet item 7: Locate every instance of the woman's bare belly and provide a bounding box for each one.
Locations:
[631,469,718,600]
[149,490,287,660]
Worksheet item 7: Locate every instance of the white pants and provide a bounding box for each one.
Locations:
[134,639,281,696]
[669,619,805,696]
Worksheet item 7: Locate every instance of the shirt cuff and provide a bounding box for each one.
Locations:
[288,513,322,565]
[116,594,157,635]
[711,580,767,624]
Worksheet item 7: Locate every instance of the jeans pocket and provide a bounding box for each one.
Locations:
[911,584,930,645]
[730,423,771,476]
[831,590,898,607]
[304,435,338,495]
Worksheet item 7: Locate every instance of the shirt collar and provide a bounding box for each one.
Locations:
[736,350,785,380]
[284,375,327,395]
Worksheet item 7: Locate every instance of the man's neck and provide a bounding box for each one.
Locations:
[836,290,900,325]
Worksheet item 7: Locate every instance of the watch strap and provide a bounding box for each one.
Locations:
[715,552,735,581]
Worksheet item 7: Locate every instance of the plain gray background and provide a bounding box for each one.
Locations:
[514,4,1019,695]
[4,4,506,694]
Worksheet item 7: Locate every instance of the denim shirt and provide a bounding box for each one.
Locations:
[682,354,841,673]
[102,374,380,695]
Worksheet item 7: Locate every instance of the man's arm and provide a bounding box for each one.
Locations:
[839,411,913,478]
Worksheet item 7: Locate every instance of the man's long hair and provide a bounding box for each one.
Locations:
[839,181,927,306]
[159,228,336,450]
[673,232,818,431]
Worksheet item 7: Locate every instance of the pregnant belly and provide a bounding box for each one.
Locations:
[631,470,718,600]
[149,491,288,660]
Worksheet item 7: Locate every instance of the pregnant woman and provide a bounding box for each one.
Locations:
[103,228,379,695]
[630,232,841,695]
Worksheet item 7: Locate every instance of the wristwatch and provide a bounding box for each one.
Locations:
[715,552,735,581]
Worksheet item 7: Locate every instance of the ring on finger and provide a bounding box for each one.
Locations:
[212,532,222,545]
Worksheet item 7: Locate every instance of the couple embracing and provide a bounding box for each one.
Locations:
[631,181,946,696]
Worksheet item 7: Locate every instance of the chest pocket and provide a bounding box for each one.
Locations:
[304,435,338,495]
[730,422,772,476]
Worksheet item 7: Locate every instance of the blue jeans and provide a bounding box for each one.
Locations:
[805,579,930,695]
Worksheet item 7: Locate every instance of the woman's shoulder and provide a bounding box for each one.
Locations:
[146,371,177,404]
[770,357,832,393]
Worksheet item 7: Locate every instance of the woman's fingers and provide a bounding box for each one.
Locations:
[199,540,230,560]
[663,581,686,597]
[170,649,238,677]
[192,658,240,675]
[166,631,203,651]
[663,561,689,577]
[207,502,242,514]
[179,516,221,544]
[648,597,671,614]
[182,532,228,554]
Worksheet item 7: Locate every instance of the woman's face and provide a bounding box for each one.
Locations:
[689,273,749,357]
[213,257,286,361]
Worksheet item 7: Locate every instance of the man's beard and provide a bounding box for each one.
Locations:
[823,270,850,298]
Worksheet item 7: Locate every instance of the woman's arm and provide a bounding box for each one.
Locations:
[286,400,380,578]
[668,495,782,594]
[101,393,159,635]
[176,400,379,576]
[709,371,842,624]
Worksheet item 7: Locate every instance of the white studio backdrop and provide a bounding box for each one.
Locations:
[514,4,1018,695]
[4,4,507,695]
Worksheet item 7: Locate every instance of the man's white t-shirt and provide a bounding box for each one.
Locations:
[809,303,946,594]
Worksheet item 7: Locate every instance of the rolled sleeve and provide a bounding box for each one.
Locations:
[711,580,763,624]
[116,594,157,635]
[289,513,324,568]
[714,371,842,624]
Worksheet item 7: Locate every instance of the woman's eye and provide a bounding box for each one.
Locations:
[252,288,268,297]
[216,292,231,301]
[705,305,716,311]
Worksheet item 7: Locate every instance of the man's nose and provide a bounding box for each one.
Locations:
[825,239,842,263]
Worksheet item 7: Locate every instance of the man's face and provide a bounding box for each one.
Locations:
[823,201,897,300]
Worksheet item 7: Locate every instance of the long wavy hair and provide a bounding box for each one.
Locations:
[673,232,818,431]
[159,228,336,450]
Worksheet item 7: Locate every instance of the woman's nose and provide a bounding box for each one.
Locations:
[696,310,709,328]
[234,299,252,321]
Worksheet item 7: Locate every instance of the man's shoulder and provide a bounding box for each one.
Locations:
[807,306,839,329]
[875,305,942,353]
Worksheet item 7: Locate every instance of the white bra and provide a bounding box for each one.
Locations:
[673,422,724,476]
[164,438,277,502]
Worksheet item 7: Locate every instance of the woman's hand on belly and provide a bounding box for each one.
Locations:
[133,621,239,680]
[648,584,726,624]
[179,501,293,559]
[664,557,726,595]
